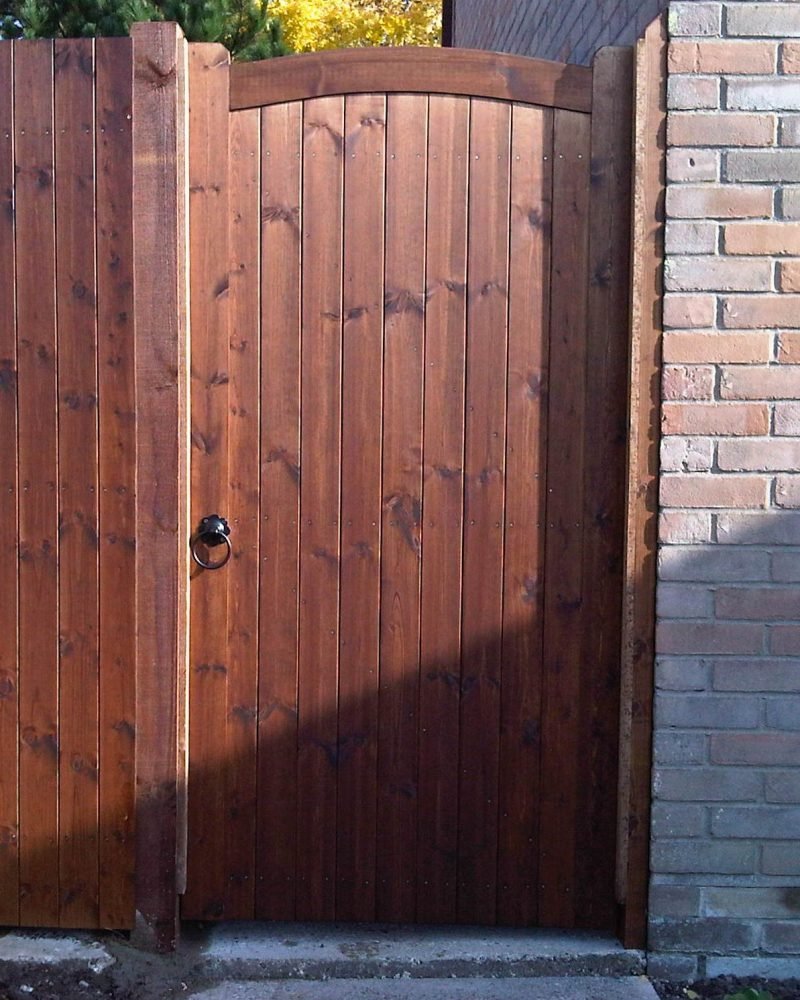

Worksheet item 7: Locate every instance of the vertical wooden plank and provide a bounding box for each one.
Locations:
[620,15,666,950]
[54,36,100,929]
[184,41,231,922]
[131,22,188,949]
[296,95,344,921]
[417,94,469,925]
[336,93,385,923]
[457,97,510,926]
[571,46,634,933]
[175,54,192,912]
[224,107,261,919]
[376,93,427,924]
[538,109,592,929]
[496,104,552,927]
[0,41,19,927]
[96,37,136,931]
[256,100,302,921]
[15,39,60,928]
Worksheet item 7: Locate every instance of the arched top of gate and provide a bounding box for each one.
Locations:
[229,46,592,114]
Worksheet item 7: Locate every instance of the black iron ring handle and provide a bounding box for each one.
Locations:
[190,532,232,571]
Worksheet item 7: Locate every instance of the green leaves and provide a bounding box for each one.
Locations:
[724,990,775,1000]
[0,0,290,58]
[156,0,288,57]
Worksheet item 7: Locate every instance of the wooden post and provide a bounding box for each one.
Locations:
[131,21,190,951]
[618,13,667,950]
[583,41,635,933]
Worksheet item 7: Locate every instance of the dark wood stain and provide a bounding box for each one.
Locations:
[262,203,299,226]
[182,46,632,938]
[384,492,421,557]
[384,288,425,316]
[266,446,300,484]
[195,662,228,676]
[0,364,16,394]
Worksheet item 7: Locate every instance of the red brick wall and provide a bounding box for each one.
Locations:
[449,0,667,65]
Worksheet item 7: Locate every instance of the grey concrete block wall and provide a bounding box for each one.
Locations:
[450,0,667,65]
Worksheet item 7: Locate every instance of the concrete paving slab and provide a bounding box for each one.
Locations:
[0,933,114,972]
[188,976,659,1000]
[189,923,643,979]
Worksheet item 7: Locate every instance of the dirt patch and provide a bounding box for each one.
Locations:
[652,978,800,1000]
[0,965,129,1000]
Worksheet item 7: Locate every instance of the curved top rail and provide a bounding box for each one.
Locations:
[229,46,592,113]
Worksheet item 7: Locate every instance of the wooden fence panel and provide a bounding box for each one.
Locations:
[0,36,138,930]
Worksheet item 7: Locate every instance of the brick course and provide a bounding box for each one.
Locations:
[654,0,799,977]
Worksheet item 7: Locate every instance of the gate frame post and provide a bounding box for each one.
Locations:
[617,13,667,951]
[130,20,191,952]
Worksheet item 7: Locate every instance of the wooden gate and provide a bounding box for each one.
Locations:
[184,45,633,929]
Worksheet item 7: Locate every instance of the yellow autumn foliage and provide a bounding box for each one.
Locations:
[271,0,442,52]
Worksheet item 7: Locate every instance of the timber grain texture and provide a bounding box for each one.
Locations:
[619,16,666,951]
[230,46,592,113]
[0,36,137,931]
[0,38,641,941]
[184,45,634,933]
[131,21,188,947]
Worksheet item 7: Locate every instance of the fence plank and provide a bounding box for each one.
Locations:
[496,103,552,927]
[296,95,344,921]
[416,94,469,925]
[54,37,100,929]
[184,41,231,921]
[131,22,188,948]
[0,41,19,927]
[336,93,385,922]
[96,37,136,930]
[457,97,511,925]
[224,106,260,919]
[256,100,302,921]
[15,39,60,928]
[538,109,592,929]
[376,93,427,923]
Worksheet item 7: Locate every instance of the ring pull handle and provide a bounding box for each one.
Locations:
[191,514,232,571]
